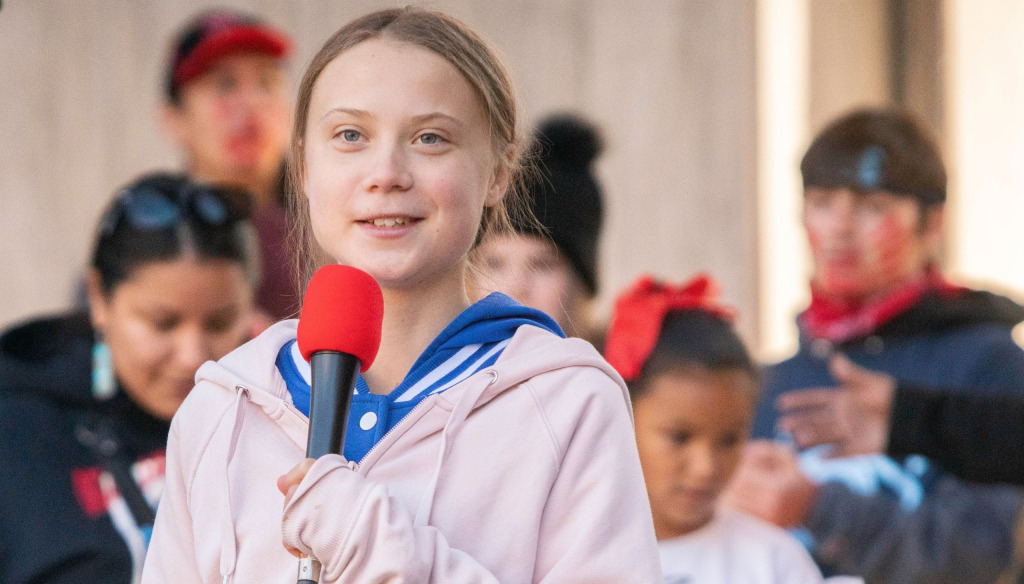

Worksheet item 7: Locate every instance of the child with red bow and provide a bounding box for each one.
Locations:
[606,275,824,584]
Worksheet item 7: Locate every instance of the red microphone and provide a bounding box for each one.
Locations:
[295,265,383,584]
[297,264,384,460]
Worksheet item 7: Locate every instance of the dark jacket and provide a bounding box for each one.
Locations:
[754,288,1024,584]
[888,383,1024,486]
[0,313,170,584]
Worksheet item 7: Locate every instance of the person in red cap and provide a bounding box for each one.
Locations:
[161,9,298,323]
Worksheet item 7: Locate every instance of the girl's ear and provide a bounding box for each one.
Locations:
[484,162,510,208]
[85,269,110,333]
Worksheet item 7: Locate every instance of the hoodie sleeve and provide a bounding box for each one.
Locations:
[281,455,502,583]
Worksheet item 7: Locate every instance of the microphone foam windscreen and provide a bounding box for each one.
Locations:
[297,265,384,371]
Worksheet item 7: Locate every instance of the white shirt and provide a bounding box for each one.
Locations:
[658,508,824,584]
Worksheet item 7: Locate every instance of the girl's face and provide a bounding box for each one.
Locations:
[633,368,755,540]
[302,39,505,291]
[89,258,254,420]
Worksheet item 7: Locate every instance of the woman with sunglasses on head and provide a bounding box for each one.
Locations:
[0,172,258,584]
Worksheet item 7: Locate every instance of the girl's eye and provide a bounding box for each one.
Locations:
[339,129,362,142]
[417,133,443,145]
[669,431,692,446]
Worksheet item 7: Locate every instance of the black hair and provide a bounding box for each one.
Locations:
[801,108,946,208]
[91,172,259,295]
[626,310,759,402]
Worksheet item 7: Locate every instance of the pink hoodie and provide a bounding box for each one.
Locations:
[142,320,662,583]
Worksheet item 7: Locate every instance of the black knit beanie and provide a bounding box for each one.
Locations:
[514,114,605,297]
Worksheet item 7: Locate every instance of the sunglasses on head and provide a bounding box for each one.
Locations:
[99,182,250,238]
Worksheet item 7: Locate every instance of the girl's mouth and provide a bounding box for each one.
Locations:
[367,217,411,227]
[357,216,424,236]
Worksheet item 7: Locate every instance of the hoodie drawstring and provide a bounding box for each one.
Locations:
[219,387,249,584]
[413,370,499,527]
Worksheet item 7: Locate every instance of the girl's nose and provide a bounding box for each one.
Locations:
[361,142,413,193]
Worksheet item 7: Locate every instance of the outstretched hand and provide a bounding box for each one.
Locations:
[776,354,896,457]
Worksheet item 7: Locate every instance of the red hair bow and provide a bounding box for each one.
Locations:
[604,273,737,382]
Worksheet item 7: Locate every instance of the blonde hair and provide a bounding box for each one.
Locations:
[287,7,531,289]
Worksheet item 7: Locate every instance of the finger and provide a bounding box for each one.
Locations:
[777,389,837,413]
[278,458,316,496]
[781,408,845,448]
[828,353,861,384]
[786,421,837,451]
[282,484,298,509]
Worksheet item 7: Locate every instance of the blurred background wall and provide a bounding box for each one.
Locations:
[0,0,1020,360]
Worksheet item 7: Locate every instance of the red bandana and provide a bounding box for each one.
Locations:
[605,274,737,382]
[801,267,962,342]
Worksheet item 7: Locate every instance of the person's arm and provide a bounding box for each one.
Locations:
[777,354,1024,486]
[888,385,1024,485]
[281,455,502,583]
[805,474,1021,583]
[725,440,1022,584]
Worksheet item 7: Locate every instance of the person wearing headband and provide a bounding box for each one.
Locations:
[729,107,1024,584]
[605,274,823,584]
[0,173,258,583]
[161,9,297,321]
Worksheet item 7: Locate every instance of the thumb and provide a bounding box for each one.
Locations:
[828,353,863,385]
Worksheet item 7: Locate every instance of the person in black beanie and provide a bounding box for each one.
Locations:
[471,113,605,343]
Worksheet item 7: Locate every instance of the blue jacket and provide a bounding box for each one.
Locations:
[754,288,1024,584]
[0,313,169,584]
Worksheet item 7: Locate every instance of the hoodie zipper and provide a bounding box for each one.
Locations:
[353,396,436,473]
[357,368,500,474]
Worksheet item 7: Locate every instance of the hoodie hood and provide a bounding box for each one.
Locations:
[0,313,94,404]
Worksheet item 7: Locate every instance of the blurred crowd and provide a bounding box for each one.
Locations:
[1,7,1023,584]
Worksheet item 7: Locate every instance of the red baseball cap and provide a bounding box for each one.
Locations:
[166,9,291,102]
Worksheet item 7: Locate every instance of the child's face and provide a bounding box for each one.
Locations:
[302,39,505,291]
[633,367,755,540]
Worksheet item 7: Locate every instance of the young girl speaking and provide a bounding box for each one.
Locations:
[142,8,660,583]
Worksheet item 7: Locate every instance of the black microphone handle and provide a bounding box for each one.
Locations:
[306,351,361,459]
